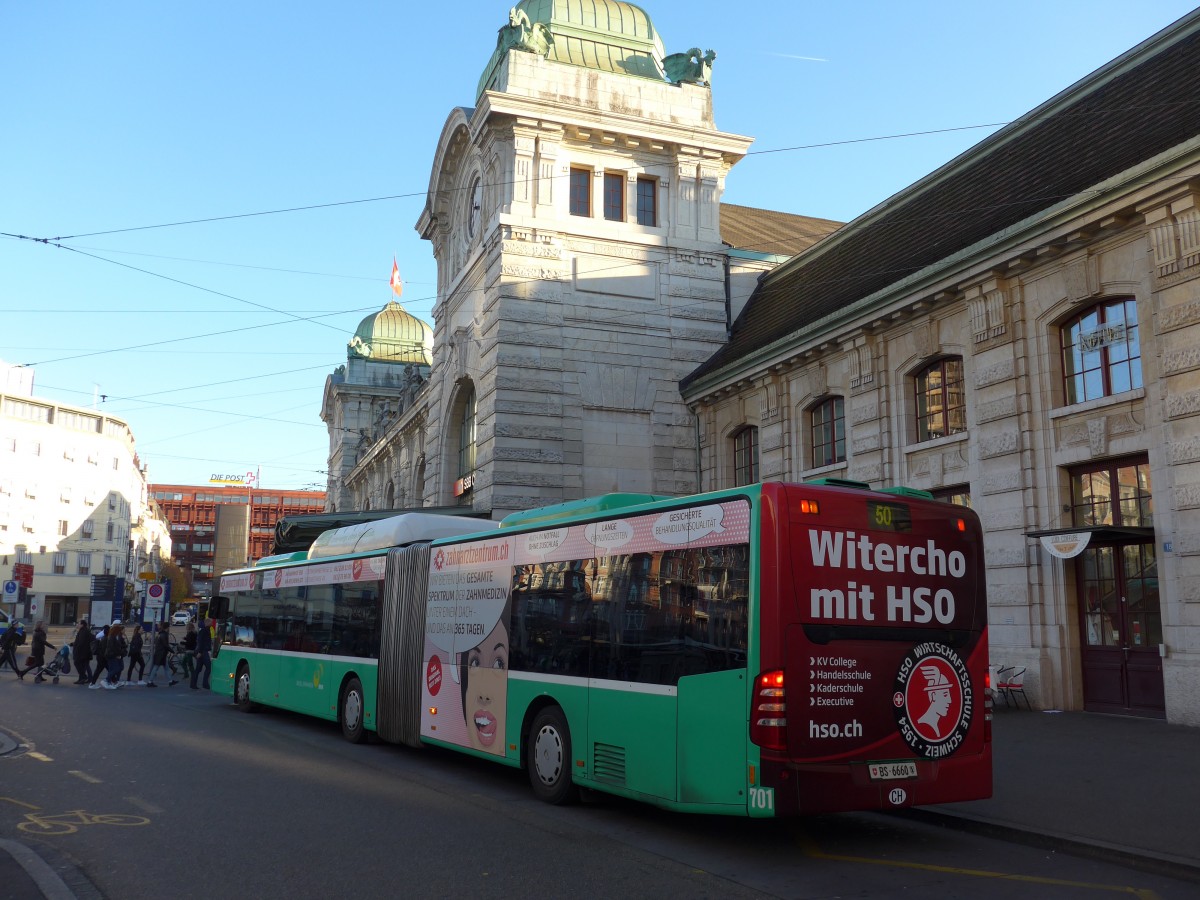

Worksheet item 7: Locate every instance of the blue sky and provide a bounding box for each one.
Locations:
[2,1,1195,491]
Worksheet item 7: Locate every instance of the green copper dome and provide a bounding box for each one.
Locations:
[478,0,666,100]
[348,300,433,365]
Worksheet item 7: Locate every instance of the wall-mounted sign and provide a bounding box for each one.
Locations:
[452,472,475,498]
[1040,531,1092,559]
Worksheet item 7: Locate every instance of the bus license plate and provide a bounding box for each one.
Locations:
[868,761,918,781]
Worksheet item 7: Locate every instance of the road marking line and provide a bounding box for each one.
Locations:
[124,796,163,814]
[26,752,52,762]
[0,797,40,810]
[797,836,1160,899]
[68,770,101,784]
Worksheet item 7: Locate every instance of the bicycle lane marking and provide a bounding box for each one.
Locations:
[795,834,1161,900]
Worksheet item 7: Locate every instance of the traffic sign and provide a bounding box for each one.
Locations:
[13,564,33,588]
[148,583,165,600]
[138,571,157,580]
[2,580,16,598]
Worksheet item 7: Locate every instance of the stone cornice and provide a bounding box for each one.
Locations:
[473,91,752,165]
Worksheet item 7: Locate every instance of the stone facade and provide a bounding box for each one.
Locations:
[400,42,750,518]
[684,137,1200,725]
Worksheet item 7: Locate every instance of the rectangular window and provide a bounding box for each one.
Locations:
[77,552,91,575]
[811,398,846,467]
[603,173,624,221]
[82,520,95,539]
[636,177,657,226]
[104,555,114,575]
[733,427,760,487]
[569,168,591,217]
[52,552,66,574]
[58,520,68,536]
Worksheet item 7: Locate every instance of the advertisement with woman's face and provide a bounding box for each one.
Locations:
[462,616,509,752]
[421,539,513,757]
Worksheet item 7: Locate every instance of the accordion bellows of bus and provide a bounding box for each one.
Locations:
[210,480,991,816]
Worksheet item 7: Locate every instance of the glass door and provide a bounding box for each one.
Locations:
[1071,458,1163,717]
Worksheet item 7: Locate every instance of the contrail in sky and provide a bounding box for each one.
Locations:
[764,52,828,62]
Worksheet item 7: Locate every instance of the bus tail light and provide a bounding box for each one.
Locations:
[797,499,820,515]
[750,670,787,751]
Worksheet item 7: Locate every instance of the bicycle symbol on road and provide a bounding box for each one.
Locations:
[2,799,150,836]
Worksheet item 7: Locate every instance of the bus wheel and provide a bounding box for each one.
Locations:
[527,706,576,805]
[234,664,255,712]
[340,677,367,744]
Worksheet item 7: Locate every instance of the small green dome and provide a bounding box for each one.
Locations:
[348,300,433,365]
[478,0,666,100]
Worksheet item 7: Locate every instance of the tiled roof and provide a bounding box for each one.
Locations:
[720,203,842,257]
[684,11,1200,391]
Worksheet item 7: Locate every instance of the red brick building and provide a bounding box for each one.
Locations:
[150,484,326,599]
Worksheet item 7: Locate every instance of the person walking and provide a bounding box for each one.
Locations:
[180,621,197,682]
[0,622,24,676]
[145,623,176,687]
[191,618,213,690]
[17,621,55,683]
[126,625,146,684]
[89,625,110,687]
[103,623,127,689]
[71,619,93,684]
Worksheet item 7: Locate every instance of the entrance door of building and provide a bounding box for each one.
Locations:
[1077,541,1164,717]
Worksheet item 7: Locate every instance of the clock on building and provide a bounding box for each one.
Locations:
[467,176,482,238]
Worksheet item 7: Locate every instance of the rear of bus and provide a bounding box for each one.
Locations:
[751,481,991,815]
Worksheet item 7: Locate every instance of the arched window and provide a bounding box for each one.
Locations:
[914,357,966,442]
[384,481,395,509]
[810,397,845,467]
[1061,299,1142,404]
[458,386,477,478]
[732,426,759,486]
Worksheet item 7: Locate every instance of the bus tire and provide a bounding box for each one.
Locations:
[234,663,255,712]
[527,706,576,805]
[340,677,367,744]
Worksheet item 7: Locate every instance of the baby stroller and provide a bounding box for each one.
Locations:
[35,645,72,684]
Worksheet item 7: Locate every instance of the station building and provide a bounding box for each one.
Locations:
[681,11,1200,725]
[323,3,1200,724]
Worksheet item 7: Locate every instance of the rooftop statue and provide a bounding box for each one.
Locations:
[496,7,554,58]
[663,47,716,86]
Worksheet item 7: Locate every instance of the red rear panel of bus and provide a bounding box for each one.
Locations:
[755,482,992,815]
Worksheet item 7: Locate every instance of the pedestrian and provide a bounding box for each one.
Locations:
[72,618,93,684]
[17,621,56,683]
[103,622,127,689]
[191,618,213,690]
[181,621,197,681]
[89,625,110,687]
[145,623,176,687]
[126,625,146,684]
[0,622,24,676]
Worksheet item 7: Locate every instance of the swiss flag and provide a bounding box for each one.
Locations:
[390,258,403,298]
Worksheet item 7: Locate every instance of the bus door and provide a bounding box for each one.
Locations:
[586,555,679,803]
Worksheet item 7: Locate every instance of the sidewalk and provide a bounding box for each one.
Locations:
[915,707,1200,882]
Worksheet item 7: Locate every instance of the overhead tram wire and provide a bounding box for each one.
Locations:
[4,98,1198,246]
[13,105,1199,373]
